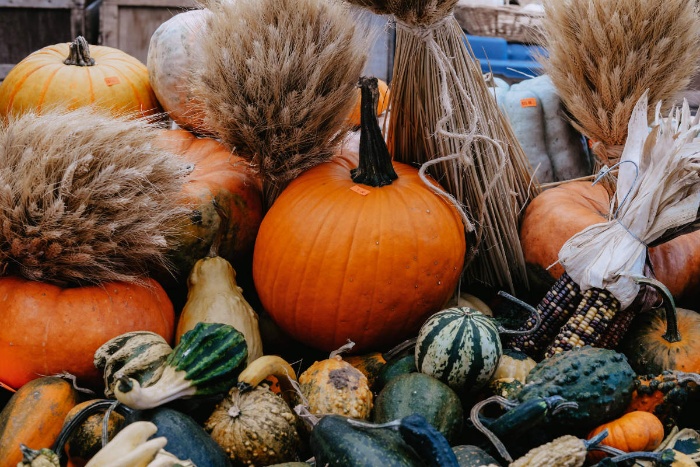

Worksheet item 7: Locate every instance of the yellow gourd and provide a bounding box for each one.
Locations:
[176,256,263,364]
[175,200,263,364]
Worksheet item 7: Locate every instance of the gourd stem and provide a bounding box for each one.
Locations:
[632,276,682,343]
[591,449,676,466]
[469,396,516,463]
[329,339,355,359]
[102,400,122,448]
[583,429,611,450]
[383,337,418,361]
[351,76,398,187]
[64,36,95,67]
[496,291,542,336]
[208,197,228,258]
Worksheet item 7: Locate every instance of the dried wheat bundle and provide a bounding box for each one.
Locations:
[0,107,190,286]
[540,0,700,170]
[345,0,538,292]
[193,0,374,207]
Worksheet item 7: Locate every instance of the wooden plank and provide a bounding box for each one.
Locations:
[102,0,197,7]
[0,0,76,8]
[0,8,74,64]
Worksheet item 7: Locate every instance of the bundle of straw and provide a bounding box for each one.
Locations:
[192,0,374,208]
[540,0,700,172]
[344,0,538,293]
[0,107,189,286]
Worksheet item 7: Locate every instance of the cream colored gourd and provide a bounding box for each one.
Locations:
[176,256,263,363]
[85,422,166,467]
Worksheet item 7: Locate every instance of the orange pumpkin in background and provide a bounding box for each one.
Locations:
[0,277,174,390]
[154,129,263,281]
[520,181,700,305]
[0,36,161,120]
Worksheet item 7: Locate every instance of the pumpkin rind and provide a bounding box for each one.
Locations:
[520,181,700,305]
[0,40,161,119]
[0,377,80,466]
[415,307,502,392]
[154,129,263,281]
[298,355,373,420]
[0,276,175,389]
[253,148,466,352]
[205,386,300,466]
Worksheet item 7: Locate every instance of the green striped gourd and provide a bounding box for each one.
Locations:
[415,307,502,393]
[114,322,248,409]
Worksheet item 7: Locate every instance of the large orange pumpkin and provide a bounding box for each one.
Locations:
[0,36,161,119]
[154,129,263,280]
[0,277,174,390]
[520,181,700,304]
[253,77,466,352]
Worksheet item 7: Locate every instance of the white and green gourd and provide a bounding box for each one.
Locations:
[489,74,593,183]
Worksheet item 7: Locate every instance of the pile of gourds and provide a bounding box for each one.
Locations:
[1,3,700,467]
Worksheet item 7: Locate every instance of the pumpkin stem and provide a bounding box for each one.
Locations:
[383,337,418,361]
[329,339,355,359]
[351,76,398,187]
[590,448,678,466]
[64,36,96,67]
[632,276,682,343]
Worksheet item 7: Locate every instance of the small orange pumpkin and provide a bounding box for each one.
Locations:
[0,377,81,467]
[0,37,161,120]
[0,277,175,389]
[62,400,126,467]
[587,411,665,462]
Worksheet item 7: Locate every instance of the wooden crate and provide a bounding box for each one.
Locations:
[0,0,100,81]
[100,0,198,65]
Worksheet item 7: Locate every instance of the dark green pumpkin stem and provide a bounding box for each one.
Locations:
[64,36,95,67]
[632,276,681,343]
[351,76,397,187]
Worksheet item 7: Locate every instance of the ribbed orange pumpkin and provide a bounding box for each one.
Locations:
[0,36,161,119]
[253,78,465,352]
[520,181,700,304]
[154,129,263,279]
[0,277,174,390]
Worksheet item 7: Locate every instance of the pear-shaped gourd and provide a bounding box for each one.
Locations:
[175,200,263,364]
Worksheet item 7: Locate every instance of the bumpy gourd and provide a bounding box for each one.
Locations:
[509,435,588,467]
[205,386,300,466]
[298,355,373,420]
[516,346,636,428]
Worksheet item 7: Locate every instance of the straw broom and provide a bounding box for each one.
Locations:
[344,0,539,293]
[192,0,374,209]
[540,0,700,174]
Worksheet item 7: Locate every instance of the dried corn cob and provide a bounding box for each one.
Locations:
[544,287,620,357]
[507,272,582,360]
[595,305,638,350]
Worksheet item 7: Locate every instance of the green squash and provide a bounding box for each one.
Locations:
[374,373,463,444]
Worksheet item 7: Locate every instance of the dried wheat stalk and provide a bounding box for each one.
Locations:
[540,0,700,170]
[0,107,190,286]
[193,0,374,208]
[345,0,538,293]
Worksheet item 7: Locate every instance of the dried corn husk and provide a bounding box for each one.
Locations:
[559,94,700,308]
[344,0,538,293]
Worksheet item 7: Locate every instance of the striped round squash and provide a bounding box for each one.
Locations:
[415,307,502,393]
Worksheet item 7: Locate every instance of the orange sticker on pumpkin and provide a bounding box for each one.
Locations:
[104,76,121,86]
[350,185,370,196]
[520,98,537,108]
